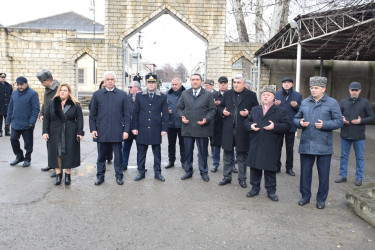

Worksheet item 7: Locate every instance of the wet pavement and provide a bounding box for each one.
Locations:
[0,116,374,249]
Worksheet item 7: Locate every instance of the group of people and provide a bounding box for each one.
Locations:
[1,69,374,210]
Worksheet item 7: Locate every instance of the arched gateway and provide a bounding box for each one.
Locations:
[103,0,227,84]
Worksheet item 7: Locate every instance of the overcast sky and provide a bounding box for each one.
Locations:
[1,0,206,72]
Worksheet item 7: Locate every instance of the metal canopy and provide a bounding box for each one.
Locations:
[255,2,375,61]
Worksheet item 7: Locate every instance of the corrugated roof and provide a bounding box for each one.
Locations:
[9,11,104,33]
[255,2,375,61]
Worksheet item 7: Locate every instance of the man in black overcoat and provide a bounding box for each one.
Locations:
[218,75,259,188]
[177,74,216,182]
[0,73,12,137]
[89,71,131,185]
[211,76,231,173]
[132,74,169,182]
[245,86,291,201]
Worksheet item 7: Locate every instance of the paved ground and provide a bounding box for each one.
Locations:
[1,117,375,249]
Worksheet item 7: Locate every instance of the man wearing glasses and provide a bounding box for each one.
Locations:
[0,73,13,137]
[335,82,375,186]
[6,77,40,167]
[132,74,169,182]
[122,81,142,171]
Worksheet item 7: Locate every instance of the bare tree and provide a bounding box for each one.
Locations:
[255,0,264,43]
[231,0,250,42]
[270,0,291,37]
[175,63,188,83]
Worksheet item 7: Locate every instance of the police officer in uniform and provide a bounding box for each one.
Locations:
[0,73,13,137]
[132,74,169,182]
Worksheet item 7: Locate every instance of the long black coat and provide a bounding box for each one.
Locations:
[176,88,216,138]
[132,89,168,145]
[245,105,291,171]
[89,87,130,142]
[43,98,84,169]
[212,91,225,146]
[218,89,259,152]
[0,81,13,115]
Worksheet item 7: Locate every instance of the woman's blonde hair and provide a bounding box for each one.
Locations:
[53,83,80,105]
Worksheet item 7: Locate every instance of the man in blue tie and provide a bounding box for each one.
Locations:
[132,74,169,182]
[177,74,216,182]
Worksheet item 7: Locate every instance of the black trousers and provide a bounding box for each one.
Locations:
[96,142,123,180]
[184,136,208,175]
[250,167,277,194]
[0,115,6,132]
[137,144,161,174]
[10,127,34,161]
[167,127,185,164]
[277,132,295,171]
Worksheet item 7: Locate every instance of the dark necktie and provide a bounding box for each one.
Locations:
[149,93,153,99]
[194,91,197,98]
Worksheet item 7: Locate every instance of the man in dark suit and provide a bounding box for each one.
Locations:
[165,77,186,169]
[218,75,259,188]
[177,73,216,182]
[89,71,131,186]
[0,73,12,137]
[132,74,169,182]
[122,80,142,170]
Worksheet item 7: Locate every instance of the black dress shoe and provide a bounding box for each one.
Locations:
[154,173,165,182]
[181,173,193,180]
[201,174,210,182]
[134,173,145,181]
[123,166,128,172]
[116,178,124,185]
[211,166,218,173]
[286,169,295,176]
[51,171,57,178]
[239,180,247,188]
[246,189,259,198]
[232,166,238,173]
[55,173,62,185]
[0,131,2,137]
[316,201,325,209]
[268,193,279,201]
[5,132,10,136]
[41,166,53,171]
[65,173,71,185]
[165,162,175,169]
[107,160,112,164]
[22,161,30,167]
[219,178,231,186]
[298,198,310,206]
[95,179,104,185]
[10,158,24,166]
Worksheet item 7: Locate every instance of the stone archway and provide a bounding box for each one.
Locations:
[104,0,227,85]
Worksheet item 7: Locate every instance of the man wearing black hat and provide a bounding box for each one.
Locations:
[335,82,375,186]
[274,77,302,176]
[0,73,13,137]
[294,76,343,209]
[218,75,259,188]
[6,77,40,167]
[211,76,235,173]
[36,69,60,176]
[132,74,169,182]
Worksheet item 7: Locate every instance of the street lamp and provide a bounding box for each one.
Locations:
[290,20,301,92]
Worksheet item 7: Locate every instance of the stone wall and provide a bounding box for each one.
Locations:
[0,27,105,106]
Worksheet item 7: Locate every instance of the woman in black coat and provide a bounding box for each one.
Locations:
[43,83,84,185]
[244,86,291,201]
